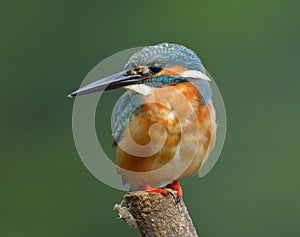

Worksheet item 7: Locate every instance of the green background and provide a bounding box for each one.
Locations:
[1,0,299,236]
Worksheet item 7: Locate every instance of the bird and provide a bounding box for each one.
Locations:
[69,43,216,203]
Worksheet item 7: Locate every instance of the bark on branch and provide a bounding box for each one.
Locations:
[114,190,199,237]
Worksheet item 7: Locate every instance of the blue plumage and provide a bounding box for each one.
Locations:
[144,75,188,87]
[111,92,143,145]
[125,43,206,73]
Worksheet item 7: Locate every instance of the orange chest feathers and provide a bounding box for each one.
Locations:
[116,82,216,177]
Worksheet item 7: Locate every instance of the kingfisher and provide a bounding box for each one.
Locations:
[69,43,216,203]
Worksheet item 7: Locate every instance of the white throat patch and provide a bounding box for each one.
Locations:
[125,84,154,96]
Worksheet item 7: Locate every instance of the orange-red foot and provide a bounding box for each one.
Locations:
[166,180,182,204]
[144,183,175,199]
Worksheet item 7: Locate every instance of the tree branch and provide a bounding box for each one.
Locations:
[114,190,199,237]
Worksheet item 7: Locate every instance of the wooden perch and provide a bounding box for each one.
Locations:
[114,190,199,237]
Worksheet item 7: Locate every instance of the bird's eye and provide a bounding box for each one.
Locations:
[148,62,163,74]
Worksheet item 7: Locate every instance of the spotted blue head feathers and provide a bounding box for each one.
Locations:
[125,42,207,73]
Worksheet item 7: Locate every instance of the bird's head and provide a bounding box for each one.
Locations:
[68,43,210,97]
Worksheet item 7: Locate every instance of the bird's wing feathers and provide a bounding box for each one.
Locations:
[190,79,212,104]
[111,92,143,145]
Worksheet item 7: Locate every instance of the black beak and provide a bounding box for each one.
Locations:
[68,70,143,97]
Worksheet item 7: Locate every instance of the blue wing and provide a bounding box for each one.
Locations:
[111,91,143,145]
[191,79,212,104]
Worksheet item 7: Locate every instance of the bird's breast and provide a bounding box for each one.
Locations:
[116,82,216,189]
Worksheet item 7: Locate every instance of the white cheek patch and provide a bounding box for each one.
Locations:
[125,84,154,96]
[182,70,211,81]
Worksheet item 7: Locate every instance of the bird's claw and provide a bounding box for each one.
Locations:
[144,183,182,204]
[175,196,182,205]
[166,180,182,205]
[166,191,182,205]
[166,191,176,199]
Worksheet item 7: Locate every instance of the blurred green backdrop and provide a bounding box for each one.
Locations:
[1,0,299,236]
